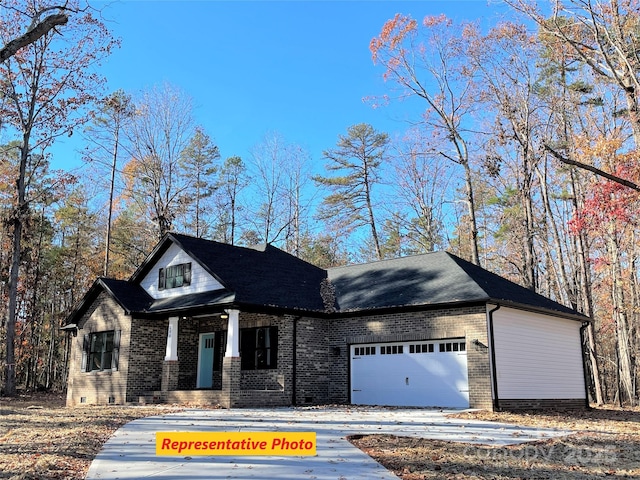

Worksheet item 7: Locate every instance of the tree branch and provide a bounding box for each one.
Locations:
[544,144,640,192]
[0,13,69,63]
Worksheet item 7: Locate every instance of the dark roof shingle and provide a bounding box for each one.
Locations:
[67,234,586,324]
[327,251,583,318]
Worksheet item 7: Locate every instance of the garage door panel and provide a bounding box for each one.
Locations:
[350,340,469,408]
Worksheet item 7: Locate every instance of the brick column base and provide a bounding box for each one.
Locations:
[222,357,241,408]
[161,360,180,392]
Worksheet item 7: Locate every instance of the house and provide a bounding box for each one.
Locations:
[64,232,589,410]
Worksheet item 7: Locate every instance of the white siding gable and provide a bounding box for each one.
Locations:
[140,242,224,299]
[492,306,585,400]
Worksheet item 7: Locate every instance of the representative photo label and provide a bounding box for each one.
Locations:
[156,431,317,456]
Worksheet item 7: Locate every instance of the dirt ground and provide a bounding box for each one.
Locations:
[349,407,640,479]
[0,393,638,480]
[0,392,182,480]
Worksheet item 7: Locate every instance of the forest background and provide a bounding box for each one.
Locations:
[1,0,639,407]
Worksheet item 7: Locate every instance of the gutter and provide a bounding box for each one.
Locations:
[487,304,501,411]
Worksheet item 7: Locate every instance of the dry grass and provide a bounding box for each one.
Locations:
[349,406,640,479]
[0,392,183,480]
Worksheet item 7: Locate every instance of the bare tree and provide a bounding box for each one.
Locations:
[83,90,133,277]
[506,0,640,162]
[371,14,481,264]
[122,84,196,239]
[247,132,311,248]
[390,128,450,254]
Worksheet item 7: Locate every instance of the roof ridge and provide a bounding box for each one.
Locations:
[327,250,448,272]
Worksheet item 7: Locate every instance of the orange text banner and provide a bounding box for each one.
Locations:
[156,431,317,456]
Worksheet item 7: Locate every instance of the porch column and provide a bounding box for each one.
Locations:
[164,316,179,361]
[162,316,180,393]
[224,309,240,357]
[222,309,241,408]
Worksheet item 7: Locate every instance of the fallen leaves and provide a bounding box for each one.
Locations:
[0,392,182,480]
[349,406,640,479]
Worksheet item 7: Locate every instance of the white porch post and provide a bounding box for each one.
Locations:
[224,309,240,357]
[164,316,179,361]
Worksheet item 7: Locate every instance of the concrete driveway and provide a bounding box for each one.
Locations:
[86,406,571,479]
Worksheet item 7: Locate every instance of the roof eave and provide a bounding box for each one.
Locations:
[486,299,591,322]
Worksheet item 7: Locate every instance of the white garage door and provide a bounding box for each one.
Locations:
[350,339,469,408]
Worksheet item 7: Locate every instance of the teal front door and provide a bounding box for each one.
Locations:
[198,333,215,388]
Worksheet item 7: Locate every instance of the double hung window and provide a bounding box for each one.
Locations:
[82,330,120,372]
[158,262,192,290]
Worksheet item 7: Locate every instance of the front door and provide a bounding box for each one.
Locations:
[197,333,215,388]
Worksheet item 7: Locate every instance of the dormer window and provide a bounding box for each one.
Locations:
[159,262,192,290]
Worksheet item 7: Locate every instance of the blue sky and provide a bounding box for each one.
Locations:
[52,0,510,173]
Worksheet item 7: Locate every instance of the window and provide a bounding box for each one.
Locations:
[158,262,192,290]
[439,341,466,353]
[240,327,277,370]
[380,345,403,355]
[82,331,120,372]
[410,343,434,354]
[354,346,376,356]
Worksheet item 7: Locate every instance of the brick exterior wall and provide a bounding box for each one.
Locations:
[239,313,292,393]
[326,307,494,410]
[126,318,167,402]
[294,316,329,405]
[66,292,131,406]
[67,300,495,409]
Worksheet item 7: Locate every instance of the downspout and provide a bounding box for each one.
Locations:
[579,322,593,409]
[487,304,501,411]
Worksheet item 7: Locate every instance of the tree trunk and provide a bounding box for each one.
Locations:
[364,172,382,260]
[104,126,119,277]
[5,142,28,396]
[609,232,635,405]
[6,239,19,392]
[570,169,604,404]
[461,160,480,266]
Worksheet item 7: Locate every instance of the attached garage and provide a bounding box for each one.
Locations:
[350,338,469,408]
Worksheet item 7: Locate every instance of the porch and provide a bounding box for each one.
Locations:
[149,310,291,408]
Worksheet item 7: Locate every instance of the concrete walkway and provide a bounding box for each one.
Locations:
[86,406,572,479]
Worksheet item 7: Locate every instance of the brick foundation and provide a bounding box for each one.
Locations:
[161,361,180,392]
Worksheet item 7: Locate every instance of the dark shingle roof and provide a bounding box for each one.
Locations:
[67,234,586,324]
[327,251,583,318]
[99,278,154,313]
[165,233,328,311]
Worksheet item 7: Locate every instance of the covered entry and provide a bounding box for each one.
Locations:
[350,339,469,408]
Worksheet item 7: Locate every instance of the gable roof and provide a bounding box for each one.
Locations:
[66,233,587,325]
[65,278,154,327]
[156,233,329,312]
[328,251,585,319]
